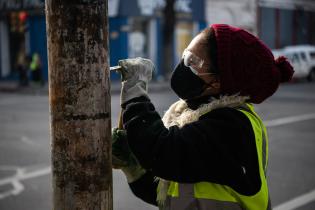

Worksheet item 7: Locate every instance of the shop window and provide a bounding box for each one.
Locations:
[128,18,149,58]
[175,22,193,62]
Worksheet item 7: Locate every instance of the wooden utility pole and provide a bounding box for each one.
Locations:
[46,0,112,209]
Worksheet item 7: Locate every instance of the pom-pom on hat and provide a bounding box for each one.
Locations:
[211,24,294,103]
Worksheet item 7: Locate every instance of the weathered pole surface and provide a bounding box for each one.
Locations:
[45,0,112,209]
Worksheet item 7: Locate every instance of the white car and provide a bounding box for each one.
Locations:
[272,45,315,81]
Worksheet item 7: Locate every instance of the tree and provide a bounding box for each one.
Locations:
[45,0,113,209]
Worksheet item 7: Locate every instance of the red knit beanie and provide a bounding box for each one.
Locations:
[211,24,294,104]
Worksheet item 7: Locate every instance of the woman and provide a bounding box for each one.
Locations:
[112,24,294,210]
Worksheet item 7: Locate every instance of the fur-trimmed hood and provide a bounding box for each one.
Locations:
[162,95,250,128]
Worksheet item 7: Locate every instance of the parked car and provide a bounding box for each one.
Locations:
[272,45,315,81]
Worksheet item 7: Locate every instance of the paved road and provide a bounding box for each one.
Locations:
[0,82,314,210]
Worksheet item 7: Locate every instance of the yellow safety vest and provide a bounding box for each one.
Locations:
[160,103,271,210]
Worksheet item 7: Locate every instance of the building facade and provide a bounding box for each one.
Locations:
[0,0,206,81]
[206,0,258,34]
[206,0,315,50]
[0,0,46,80]
[108,0,206,80]
[258,0,315,49]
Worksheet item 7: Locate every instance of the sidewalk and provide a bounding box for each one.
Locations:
[0,80,171,95]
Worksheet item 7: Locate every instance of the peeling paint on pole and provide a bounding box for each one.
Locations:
[45,0,112,209]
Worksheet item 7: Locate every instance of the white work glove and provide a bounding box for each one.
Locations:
[118,57,155,105]
[112,128,146,183]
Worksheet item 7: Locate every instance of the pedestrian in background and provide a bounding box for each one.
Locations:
[16,48,29,87]
[112,24,294,210]
[30,53,44,86]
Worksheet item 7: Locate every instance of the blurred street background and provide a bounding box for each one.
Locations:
[1,0,315,209]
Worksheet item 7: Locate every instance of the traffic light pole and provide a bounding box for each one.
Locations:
[45,1,112,209]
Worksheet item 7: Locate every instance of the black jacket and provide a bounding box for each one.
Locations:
[122,97,261,206]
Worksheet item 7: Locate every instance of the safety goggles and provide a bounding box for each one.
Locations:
[182,49,214,76]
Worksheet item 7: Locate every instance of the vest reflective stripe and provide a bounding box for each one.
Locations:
[162,182,242,210]
[164,192,243,210]
[162,103,270,210]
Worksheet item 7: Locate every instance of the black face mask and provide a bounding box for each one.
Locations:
[170,60,206,101]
